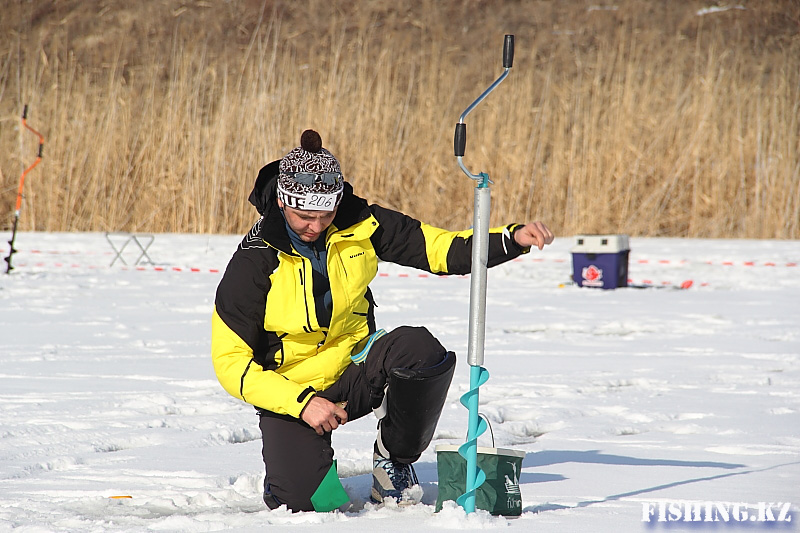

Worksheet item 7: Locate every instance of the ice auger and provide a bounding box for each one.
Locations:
[453,34,514,514]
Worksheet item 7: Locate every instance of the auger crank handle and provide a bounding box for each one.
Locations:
[453,35,515,165]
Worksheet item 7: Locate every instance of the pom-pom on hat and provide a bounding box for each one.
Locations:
[277,130,344,211]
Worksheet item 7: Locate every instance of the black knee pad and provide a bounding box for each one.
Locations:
[379,351,457,463]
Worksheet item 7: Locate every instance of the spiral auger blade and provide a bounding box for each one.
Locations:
[455,365,490,512]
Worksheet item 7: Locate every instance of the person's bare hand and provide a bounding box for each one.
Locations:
[512,222,554,250]
[300,396,348,436]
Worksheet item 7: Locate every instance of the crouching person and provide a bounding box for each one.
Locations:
[211,130,554,512]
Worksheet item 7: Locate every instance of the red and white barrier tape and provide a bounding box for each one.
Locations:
[1,245,796,270]
[627,279,709,289]
[125,266,221,273]
[0,247,796,268]
[9,261,221,274]
[516,257,797,267]
[9,261,705,287]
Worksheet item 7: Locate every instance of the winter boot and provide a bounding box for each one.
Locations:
[371,442,421,505]
[262,470,283,510]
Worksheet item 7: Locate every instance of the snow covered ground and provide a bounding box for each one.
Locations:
[1,232,798,532]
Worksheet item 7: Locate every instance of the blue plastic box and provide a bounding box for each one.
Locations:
[571,234,630,289]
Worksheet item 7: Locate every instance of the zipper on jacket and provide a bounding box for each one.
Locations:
[298,264,314,333]
[240,359,255,402]
[276,333,287,367]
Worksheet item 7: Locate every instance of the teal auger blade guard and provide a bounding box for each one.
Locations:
[456,365,490,512]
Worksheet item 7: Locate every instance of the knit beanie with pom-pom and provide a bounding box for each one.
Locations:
[277,130,344,211]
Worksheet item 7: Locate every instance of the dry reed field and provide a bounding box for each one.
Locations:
[1,0,798,238]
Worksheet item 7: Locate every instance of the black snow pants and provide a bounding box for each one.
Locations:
[258,325,454,512]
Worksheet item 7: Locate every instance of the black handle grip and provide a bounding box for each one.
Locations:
[22,104,28,120]
[454,123,467,157]
[503,35,514,68]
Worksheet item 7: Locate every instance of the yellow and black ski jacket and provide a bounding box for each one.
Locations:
[211,161,529,418]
